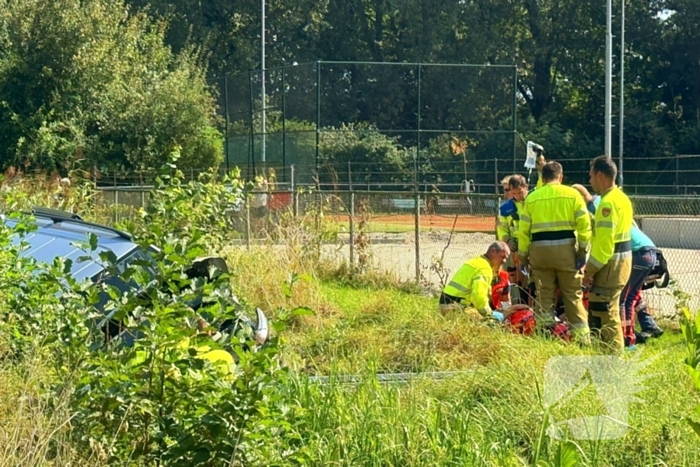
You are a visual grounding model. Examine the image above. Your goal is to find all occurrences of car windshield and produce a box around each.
[93,247,158,315]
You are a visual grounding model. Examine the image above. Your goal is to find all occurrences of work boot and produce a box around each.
[634,331,647,344]
[639,327,664,340]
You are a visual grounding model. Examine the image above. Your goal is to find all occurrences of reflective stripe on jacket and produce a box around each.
[586,186,633,274]
[518,183,592,257]
[443,255,493,311]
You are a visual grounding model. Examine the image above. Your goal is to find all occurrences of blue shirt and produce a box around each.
[588,195,655,252]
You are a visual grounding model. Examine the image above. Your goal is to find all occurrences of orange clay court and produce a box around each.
[328,214,495,232]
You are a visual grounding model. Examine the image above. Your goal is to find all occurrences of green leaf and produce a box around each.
[282,282,293,299]
[99,250,117,265]
[290,306,315,317]
[192,447,211,463]
[88,232,98,251]
[687,367,700,390]
[687,418,700,437]
[553,440,580,467]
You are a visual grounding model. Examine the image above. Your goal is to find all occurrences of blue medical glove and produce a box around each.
[491,311,505,322]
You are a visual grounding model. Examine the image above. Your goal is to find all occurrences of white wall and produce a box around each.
[639,217,700,250]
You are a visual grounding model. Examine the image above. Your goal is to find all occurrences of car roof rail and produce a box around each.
[32,207,84,221]
[30,206,134,241]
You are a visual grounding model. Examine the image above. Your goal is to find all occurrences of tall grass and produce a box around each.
[3,172,699,466]
[0,346,86,466]
[0,169,123,225]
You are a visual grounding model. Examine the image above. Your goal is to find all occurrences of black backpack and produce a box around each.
[642,249,670,290]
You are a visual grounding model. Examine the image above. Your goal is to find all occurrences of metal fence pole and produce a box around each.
[349,162,355,269]
[494,158,499,195]
[676,154,680,194]
[349,192,355,269]
[494,158,499,232]
[224,75,230,171]
[245,195,251,249]
[512,65,518,173]
[315,60,321,174]
[139,171,145,208]
[414,155,421,282]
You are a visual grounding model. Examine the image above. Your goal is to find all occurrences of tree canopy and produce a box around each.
[0,0,698,178]
[0,0,222,173]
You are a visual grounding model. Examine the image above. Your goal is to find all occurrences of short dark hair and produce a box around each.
[508,174,528,189]
[590,155,617,180]
[541,161,563,183]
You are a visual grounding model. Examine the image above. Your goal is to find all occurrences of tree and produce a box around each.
[0,0,222,173]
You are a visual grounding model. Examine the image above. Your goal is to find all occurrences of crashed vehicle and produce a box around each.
[4,207,268,352]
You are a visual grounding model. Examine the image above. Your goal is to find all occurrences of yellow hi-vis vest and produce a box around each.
[518,182,592,257]
[497,200,524,242]
[442,255,493,312]
[586,186,633,275]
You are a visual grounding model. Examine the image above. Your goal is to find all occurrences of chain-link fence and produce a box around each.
[97,186,700,316]
[88,152,700,197]
[212,61,518,186]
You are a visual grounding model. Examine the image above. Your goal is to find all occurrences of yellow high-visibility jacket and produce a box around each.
[518,182,592,257]
[586,186,633,275]
[496,200,524,242]
[442,255,493,313]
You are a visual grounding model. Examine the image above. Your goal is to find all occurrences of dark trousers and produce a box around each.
[620,247,656,345]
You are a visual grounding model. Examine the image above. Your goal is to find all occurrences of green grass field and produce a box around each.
[226,244,700,467]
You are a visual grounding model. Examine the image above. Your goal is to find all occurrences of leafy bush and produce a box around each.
[680,306,700,436]
[318,123,410,188]
[0,0,221,173]
[0,160,311,465]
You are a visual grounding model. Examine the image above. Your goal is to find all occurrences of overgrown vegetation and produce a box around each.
[0,0,222,173]
[0,170,699,466]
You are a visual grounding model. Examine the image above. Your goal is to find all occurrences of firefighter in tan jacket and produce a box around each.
[583,156,633,352]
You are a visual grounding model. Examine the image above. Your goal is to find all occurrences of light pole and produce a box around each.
[605,0,613,159]
[619,0,625,185]
[261,0,266,166]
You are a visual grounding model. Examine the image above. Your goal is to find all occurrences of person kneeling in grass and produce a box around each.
[440,241,510,321]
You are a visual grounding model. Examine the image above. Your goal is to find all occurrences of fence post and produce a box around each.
[113,172,119,224]
[414,155,421,283]
[349,192,355,270]
[245,195,251,250]
[494,158,499,233]
[139,170,145,209]
[676,154,680,195]
[349,162,355,269]
[291,164,298,218]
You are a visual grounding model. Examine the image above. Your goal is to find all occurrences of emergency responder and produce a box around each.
[535,151,546,189]
[583,156,633,353]
[440,241,510,320]
[517,161,592,341]
[497,175,521,302]
[507,174,531,304]
[572,183,664,348]
[497,175,516,245]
